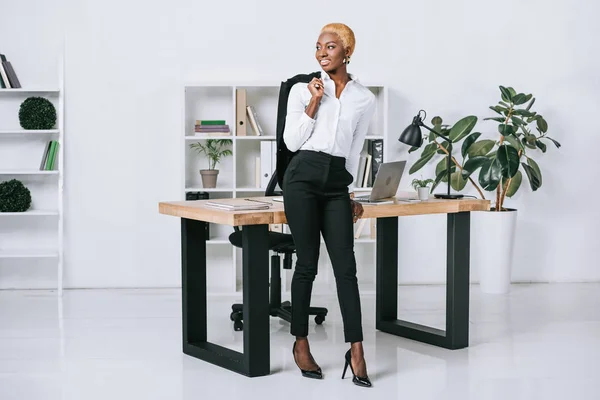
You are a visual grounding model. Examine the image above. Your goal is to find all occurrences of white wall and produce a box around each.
[1,0,598,290]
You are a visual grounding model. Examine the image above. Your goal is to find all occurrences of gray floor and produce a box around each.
[1,283,599,399]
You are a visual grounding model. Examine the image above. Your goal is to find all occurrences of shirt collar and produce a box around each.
[320,71,359,97]
[320,70,359,83]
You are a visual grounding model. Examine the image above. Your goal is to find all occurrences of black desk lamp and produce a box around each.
[398,110,464,199]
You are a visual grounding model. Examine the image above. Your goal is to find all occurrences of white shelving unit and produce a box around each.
[182,81,387,294]
[0,56,64,294]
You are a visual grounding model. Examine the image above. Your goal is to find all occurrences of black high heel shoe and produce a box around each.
[292,341,323,379]
[342,349,372,387]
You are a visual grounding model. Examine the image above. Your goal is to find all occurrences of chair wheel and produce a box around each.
[315,315,325,325]
[231,311,243,322]
[234,320,244,331]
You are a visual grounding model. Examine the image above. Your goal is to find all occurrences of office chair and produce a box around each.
[227,172,328,331]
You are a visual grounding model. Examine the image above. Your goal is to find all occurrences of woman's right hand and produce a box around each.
[308,77,324,99]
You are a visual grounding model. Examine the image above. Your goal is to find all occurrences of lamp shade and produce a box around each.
[398,116,423,147]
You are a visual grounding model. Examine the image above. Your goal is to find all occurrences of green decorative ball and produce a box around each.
[19,97,57,130]
[0,179,32,212]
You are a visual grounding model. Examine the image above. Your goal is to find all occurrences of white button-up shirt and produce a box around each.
[283,71,376,191]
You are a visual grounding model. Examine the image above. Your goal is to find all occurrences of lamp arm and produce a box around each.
[419,122,452,144]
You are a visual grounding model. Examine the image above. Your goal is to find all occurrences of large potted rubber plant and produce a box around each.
[407,86,561,293]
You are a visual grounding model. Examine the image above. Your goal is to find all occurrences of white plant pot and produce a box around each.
[417,187,430,200]
[471,208,517,294]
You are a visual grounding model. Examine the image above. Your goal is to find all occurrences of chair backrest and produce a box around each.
[275,71,321,189]
[265,170,279,196]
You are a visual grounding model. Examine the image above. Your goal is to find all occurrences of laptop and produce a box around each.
[354,160,407,203]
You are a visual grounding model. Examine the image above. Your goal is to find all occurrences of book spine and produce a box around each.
[4,62,21,88]
[196,120,226,125]
[45,141,57,170]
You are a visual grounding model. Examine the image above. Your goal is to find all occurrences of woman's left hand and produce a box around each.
[351,200,364,223]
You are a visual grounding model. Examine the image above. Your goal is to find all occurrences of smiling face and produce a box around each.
[315,32,349,73]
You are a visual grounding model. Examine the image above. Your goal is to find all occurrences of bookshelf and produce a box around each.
[0,57,64,294]
[182,81,388,294]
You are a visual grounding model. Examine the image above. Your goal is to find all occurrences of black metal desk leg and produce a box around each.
[181,219,271,377]
[241,224,270,376]
[376,216,399,329]
[375,212,471,350]
[446,211,470,349]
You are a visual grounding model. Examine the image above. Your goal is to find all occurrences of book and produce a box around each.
[246,106,264,136]
[0,55,10,89]
[195,125,230,131]
[196,120,226,125]
[194,131,231,136]
[236,89,247,136]
[205,198,273,211]
[3,61,21,88]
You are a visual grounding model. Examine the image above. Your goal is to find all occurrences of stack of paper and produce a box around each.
[205,198,272,211]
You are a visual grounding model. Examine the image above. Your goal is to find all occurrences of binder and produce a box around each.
[236,89,247,136]
[260,140,272,188]
[271,140,276,184]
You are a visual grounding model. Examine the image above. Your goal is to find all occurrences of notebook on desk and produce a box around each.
[205,198,272,211]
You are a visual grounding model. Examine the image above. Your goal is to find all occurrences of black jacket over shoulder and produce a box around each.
[275,71,321,189]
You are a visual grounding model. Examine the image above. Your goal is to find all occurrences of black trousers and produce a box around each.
[283,150,363,343]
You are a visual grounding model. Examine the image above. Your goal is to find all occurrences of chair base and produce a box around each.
[230,301,328,332]
[229,253,328,331]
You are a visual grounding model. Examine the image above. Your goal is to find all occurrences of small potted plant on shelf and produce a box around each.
[189,139,233,188]
[411,177,434,200]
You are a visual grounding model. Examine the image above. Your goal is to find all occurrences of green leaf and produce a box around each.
[448,115,477,142]
[536,117,548,133]
[512,93,528,105]
[468,139,496,158]
[545,137,561,148]
[451,171,468,191]
[489,106,508,115]
[408,146,419,153]
[526,97,536,111]
[523,134,537,149]
[536,140,547,153]
[513,109,535,118]
[431,116,442,126]
[409,147,436,174]
[498,124,517,136]
[497,144,520,178]
[461,132,481,158]
[504,135,524,152]
[511,116,525,126]
[527,157,542,187]
[436,157,455,182]
[505,170,523,198]
[461,156,489,180]
[499,86,512,102]
[484,117,506,123]
[507,87,517,97]
[479,157,502,191]
[422,142,438,157]
[521,163,541,191]
[431,168,447,192]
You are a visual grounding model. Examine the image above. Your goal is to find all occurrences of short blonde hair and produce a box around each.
[320,23,356,58]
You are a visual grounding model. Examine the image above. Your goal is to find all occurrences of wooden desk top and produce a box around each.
[158,196,490,226]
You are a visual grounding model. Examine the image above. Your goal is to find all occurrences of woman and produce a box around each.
[282,22,376,388]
